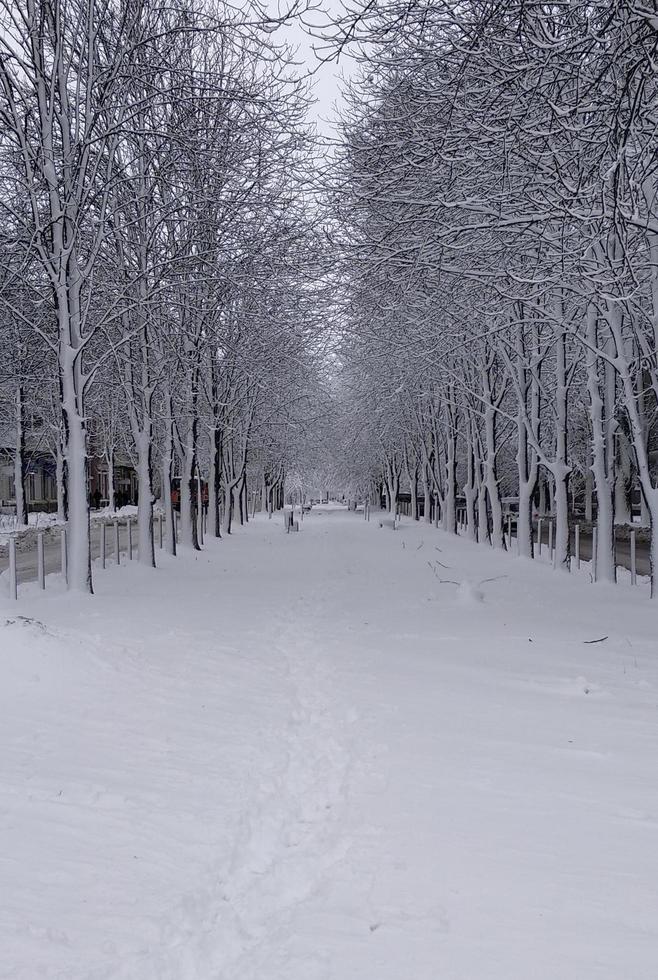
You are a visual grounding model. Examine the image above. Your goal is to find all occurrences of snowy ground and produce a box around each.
[2,507,657,979]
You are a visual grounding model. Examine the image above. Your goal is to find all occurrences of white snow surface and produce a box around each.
[1,508,657,979]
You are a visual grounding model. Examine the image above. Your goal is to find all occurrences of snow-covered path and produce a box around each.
[2,507,658,979]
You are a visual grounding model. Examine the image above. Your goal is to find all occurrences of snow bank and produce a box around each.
[0,511,63,547]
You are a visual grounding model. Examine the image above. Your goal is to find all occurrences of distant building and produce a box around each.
[0,422,58,513]
[88,455,138,508]
[0,423,138,513]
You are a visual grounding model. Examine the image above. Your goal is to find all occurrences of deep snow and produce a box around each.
[1,507,657,978]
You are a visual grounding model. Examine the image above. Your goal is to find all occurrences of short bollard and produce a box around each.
[8,536,17,600]
[37,532,45,589]
[158,514,163,548]
[507,515,512,549]
[537,518,543,557]
[101,522,106,569]
[630,529,637,586]
[127,518,133,560]
[575,524,580,570]
[114,520,120,564]
[548,520,553,560]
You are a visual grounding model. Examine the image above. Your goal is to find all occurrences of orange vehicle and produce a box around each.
[171,477,209,512]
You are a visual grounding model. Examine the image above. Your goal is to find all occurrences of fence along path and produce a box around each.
[380,498,648,586]
[1,512,184,600]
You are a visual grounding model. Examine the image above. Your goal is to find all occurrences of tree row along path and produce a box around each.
[2,506,657,979]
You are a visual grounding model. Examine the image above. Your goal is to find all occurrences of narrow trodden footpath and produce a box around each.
[2,506,658,979]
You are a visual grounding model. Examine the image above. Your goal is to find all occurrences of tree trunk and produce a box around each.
[106,447,116,512]
[14,384,28,525]
[136,431,155,567]
[586,304,615,582]
[179,447,199,549]
[484,404,503,548]
[442,433,457,534]
[161,434,176,557]
[517,418,537,559]
[551,324,571,571]
[56,439,67,523]
[463,423,478,542]
[60,340,92,593]
[422,466,432,524]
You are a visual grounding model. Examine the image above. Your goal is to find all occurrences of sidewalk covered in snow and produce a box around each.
[2,507,657,979]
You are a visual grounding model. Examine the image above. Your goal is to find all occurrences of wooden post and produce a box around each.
[37,531,45,590]
[158,513,163,549]
[575,524,580,570]
[537,518,543,557]
[507,514,512,549]
[8,536,17,600]
[630,529,637,586]
[548,519,553,560]
[101,522,106,569]
[61,526,67,581]
[127,518,133,560]
[114,520,120,564]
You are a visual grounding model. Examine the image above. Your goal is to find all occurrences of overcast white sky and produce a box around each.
[278,1,354,136]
